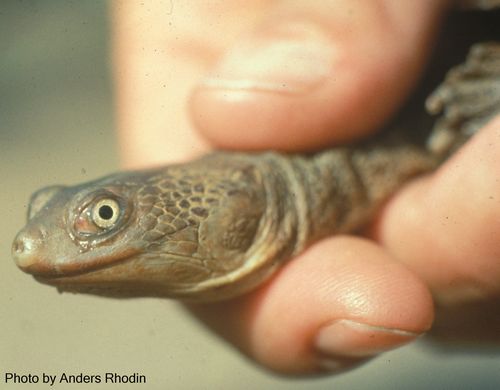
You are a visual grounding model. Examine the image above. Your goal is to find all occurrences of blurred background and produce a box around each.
[1,1,499,389]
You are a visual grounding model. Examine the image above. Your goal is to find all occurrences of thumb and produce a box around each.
[190,0,449,151]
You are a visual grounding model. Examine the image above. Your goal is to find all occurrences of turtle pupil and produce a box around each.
[98,205,114,220]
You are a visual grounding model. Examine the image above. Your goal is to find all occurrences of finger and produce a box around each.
[190,0,449,151]
[188,236,433,375]
[373,115,500,305]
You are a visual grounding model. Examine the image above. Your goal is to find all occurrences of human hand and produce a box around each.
[112,0,500,375]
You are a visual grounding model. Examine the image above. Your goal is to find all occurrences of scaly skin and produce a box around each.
[12,36,500,301]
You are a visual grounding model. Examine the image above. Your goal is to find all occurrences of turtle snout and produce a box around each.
[12,226,47,273]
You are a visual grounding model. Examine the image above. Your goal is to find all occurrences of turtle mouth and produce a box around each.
[32,251,213,298]
[31,251,139,283]
[31,257,143,297]
[20,244,143,279]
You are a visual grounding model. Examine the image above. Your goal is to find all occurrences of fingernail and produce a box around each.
[200,22,337,94]
[315,319,422,361]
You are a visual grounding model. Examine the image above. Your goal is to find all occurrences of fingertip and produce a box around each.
[188,29,397,151]
[251,237,433,373]
[189,1,446,151]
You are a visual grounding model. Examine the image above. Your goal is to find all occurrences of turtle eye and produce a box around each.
[92,198,121,228]
[73,195,126,238]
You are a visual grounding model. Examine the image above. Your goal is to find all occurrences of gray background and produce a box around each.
[1,1,499,389]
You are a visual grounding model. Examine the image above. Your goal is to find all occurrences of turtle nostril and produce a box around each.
[13,238,25,254]
[12,229,43,270]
